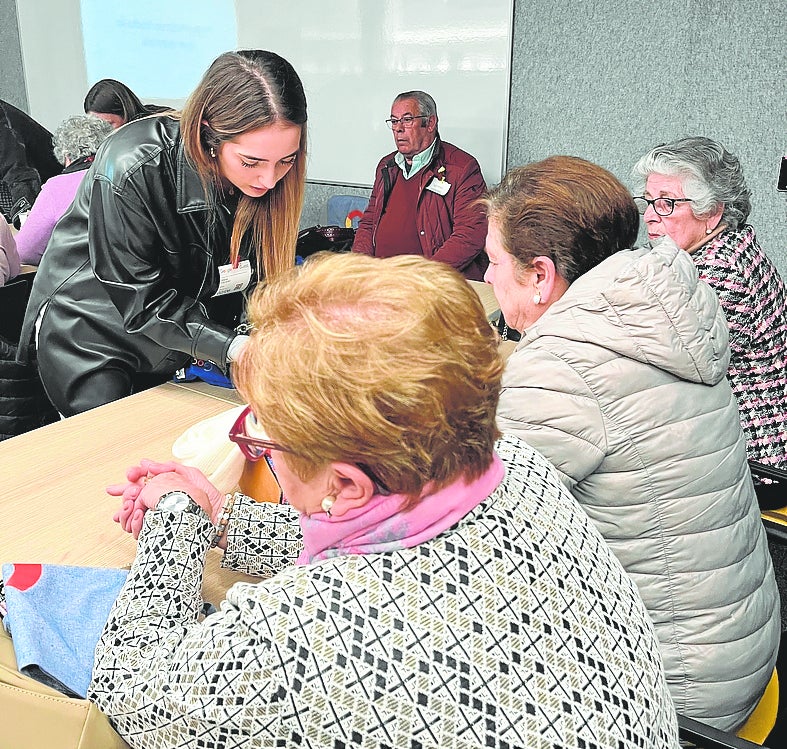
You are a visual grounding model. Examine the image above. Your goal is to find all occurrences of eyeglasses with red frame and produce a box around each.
[229,406,291,461]
[228,405,390,493]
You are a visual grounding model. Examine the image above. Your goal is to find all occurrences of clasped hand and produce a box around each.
[107,458,224,540]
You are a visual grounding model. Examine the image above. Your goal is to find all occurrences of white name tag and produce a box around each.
[426,178,451,196]
[214,260,252,296]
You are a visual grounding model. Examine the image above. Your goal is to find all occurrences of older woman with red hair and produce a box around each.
[484,155,779,731]
[97,252,678,748]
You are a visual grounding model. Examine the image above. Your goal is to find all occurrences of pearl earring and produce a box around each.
[321,496,335,517]
[705,228,712,235]
[209,147,216,158]
[533,291,542,305]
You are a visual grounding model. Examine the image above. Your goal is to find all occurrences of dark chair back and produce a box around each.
[0,273,58,440]
[0,274,31,344]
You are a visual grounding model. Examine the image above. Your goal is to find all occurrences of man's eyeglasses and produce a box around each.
[634,196,693,217]
[385,115,428,129]
[228,405,391,494]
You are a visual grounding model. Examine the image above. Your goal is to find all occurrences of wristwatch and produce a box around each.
[156,490,209,520]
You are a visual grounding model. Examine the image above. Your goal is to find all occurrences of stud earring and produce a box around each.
[321,496,335,517]
[705,227,712,235]
[209,147,216,158]
[533,291,542,305]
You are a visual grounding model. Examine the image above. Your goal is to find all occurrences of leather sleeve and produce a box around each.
[428,155,487,270]
[86,173,234,365]
[0,108,41,212]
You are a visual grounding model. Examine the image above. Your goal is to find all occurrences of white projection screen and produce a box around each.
[17,0,513,186]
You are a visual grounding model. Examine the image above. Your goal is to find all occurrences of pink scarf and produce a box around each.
[297,454,504,564]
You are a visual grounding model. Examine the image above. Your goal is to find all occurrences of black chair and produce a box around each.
[678,714,770,748]
[0,274,31,343]
[678,493,787,748]
[0,274,58,439]
[751,461,787,512]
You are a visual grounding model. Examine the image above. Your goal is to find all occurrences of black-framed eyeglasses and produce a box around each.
[228,405,391,494]
[385,115,428,129]
[633,196,694,217]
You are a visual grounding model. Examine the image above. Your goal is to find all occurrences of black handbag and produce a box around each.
[296,225,355,258]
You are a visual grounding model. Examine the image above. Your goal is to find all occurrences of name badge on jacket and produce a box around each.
[214,260,252,296]
[426,178,451,196]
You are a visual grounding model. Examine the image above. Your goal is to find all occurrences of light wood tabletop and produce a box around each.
[0,279,506,607]
[467,279,498,319]
[0,381,253,605]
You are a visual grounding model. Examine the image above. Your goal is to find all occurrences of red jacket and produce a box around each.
[352,139,488,280]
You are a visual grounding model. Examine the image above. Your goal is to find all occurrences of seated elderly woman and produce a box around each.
[485,155,779,732]
[633,136,787,480]
[15,115,112,265]
[93,253,678,748]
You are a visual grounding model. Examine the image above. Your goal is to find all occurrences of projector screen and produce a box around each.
[17,0,513,186]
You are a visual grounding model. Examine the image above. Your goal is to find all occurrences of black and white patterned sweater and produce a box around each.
[89,434,679,748]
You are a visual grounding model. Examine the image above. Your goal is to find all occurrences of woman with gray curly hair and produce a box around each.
[15,114,112,264]
[633,137,787,490]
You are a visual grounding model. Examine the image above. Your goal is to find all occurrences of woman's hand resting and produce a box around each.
[107,458,225,540]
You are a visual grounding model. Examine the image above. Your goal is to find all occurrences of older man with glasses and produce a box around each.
[352,90,488,280]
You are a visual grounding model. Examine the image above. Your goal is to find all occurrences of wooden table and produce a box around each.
[0,279,507,607]
[0,381,254,605]
[467,279,518,360]
[467,279,498,318]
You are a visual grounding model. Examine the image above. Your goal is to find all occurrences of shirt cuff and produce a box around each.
[227,334,250,363]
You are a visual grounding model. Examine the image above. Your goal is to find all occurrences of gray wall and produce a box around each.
[508,0,787,266]
[3,0,785,269]
[306,1,787,272]
[0,0,26,110]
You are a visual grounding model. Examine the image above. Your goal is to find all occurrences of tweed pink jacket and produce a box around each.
[692,225,787,467]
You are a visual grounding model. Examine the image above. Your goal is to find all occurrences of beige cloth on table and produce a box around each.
[171,405,246,495]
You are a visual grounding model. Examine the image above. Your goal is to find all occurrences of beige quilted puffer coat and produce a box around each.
[497,239,779,731]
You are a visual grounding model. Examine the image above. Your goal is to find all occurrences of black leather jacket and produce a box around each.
[0,99,61,221]
[19,116,253,414]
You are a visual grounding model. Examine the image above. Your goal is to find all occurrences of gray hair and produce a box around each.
[393,90,438,121]
[632,136,751,229]
[53,115,113,165]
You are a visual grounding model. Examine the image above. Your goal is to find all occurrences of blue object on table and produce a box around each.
[173,359,234,389]
[1,563,127,698]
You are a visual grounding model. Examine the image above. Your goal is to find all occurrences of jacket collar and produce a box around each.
[62,154,94,174]
[385,136,444,173]
[422,136,445,179]
[176,140,215,213]
[383,137,447,196]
